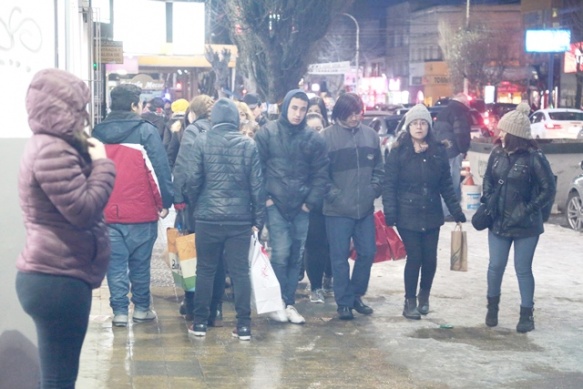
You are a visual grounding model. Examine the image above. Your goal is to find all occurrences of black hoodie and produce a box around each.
[254,90,329,220]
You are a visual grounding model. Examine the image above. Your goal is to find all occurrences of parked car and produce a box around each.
[363,111,404,160]
[529,108,583,139]
[566,159,583,231]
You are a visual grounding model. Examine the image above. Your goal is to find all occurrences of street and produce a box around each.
[77,216,583,389]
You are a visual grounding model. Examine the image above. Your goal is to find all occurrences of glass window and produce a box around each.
[548,111,583,121]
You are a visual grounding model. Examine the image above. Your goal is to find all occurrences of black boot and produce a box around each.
[417,289,430,315]
[485,296,500,327]
[403,298,421,320]
[516,306,535,333]
[184,291,195,321]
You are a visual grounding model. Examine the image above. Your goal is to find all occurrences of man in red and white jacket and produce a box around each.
[93,84,173,327]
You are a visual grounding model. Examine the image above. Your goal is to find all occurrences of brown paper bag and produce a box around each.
[450,224,468,272]
[166,228,183,288]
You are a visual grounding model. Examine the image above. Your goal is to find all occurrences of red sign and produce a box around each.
[564,41,583,74]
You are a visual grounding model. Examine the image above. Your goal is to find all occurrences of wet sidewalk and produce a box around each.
[77,222,583,389]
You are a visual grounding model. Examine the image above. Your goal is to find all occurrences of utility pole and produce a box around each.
[343,13,360,94]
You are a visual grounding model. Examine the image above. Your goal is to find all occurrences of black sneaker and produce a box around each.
[232,326,251,341]
[188,323,207,337]
[353,297,373,315]
[337,306,354,320]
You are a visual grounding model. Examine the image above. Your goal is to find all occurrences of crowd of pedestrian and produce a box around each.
[15,68,555,388]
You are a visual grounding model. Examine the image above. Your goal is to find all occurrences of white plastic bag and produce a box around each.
[248,232,284,314]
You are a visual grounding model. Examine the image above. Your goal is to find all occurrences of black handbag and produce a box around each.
[471,203,493,231]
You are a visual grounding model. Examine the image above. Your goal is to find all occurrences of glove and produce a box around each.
[385,215,397,227]
[454,213,467,223]
[174,203,187,211]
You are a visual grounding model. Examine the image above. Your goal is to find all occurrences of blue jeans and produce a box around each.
[16,272,92,389]
[325,214,376,308]
[442,153,463,217]
[487,230,539,308]
[266,205,310,306]
[398,227,440,298]
[107,222,158,315]
[193,222,251,328]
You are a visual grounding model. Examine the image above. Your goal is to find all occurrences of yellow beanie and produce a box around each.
[171,98,189,113]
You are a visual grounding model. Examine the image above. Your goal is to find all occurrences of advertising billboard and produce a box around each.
[564,42,583,74]
[525,29,571,53]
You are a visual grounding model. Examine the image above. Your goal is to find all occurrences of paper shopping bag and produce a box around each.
[176,233,196,291]
[450,224,468,272]
[166,228,184,289]
[249,232,284,315]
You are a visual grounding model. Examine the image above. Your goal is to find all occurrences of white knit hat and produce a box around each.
[403,104,432,130]
[498,102,532,139]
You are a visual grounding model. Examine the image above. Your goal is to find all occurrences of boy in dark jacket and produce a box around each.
[254,90,329,324]
[184,98,265,340]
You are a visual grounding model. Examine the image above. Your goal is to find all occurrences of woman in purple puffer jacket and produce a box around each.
[16,69,116,389]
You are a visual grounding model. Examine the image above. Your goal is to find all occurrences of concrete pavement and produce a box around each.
[77,221,583,389]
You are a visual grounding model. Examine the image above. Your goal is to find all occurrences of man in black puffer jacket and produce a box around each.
[433,93,471,219]
[255,89,329,324]
[183,98,266,340]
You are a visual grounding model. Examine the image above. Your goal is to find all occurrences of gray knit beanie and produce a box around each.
[403,104,433,131]
[498,102,532,139]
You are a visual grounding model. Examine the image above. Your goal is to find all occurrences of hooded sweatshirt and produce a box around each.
[184,98,266,228]
[17,69,116,288]
[93,111,173,224]
[254,90,329,220]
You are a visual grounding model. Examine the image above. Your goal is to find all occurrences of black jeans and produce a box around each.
[397,227,440,298]
[16,272,92,389]
[193,222,252,328]
[304,211,331,290]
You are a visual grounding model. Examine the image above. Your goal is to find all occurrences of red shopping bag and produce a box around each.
[349,211,395,263]
[385,224,406,260]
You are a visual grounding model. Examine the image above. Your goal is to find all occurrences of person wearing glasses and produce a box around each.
[321,93,384,320]
[382,104,466,320]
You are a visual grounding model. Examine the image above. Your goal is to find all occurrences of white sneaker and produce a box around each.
[310,289,325,303]
[112,314,128,327]
[132,309,157,323]
[285,305,305,324]
[268,309,288,322]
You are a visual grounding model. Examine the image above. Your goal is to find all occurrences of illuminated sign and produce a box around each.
[525,29,571,53]
[564,42,583,74]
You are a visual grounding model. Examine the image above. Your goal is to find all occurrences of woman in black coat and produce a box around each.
[382,104,466,320]
[481,103,555,333]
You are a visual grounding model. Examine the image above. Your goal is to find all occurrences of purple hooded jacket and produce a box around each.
[17,69,116,288]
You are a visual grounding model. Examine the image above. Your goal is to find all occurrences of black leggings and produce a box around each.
[16,272,92,389]
[304,211,332,290]
[397,227,440,298]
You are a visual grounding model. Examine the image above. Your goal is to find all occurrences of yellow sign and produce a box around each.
[100,40,123,64]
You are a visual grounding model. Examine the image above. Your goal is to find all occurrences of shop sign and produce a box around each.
[308,61,351,75]
[100,40,123,64]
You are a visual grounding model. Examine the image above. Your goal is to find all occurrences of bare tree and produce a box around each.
[205,46,231,98]
[439,22,519,97]
[223,0,351,103]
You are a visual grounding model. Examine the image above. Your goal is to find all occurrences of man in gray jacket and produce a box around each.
[321,93,384,320]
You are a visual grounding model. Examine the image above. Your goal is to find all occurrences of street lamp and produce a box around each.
[343,13,360,93]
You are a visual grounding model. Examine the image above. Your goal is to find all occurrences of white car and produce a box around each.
[529,108,583,139]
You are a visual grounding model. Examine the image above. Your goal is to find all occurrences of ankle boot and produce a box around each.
[184,291,195,321]
[417,289,430,315]
[485,296,500,327]
[516,306,535,333]
[403,298,421,320]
